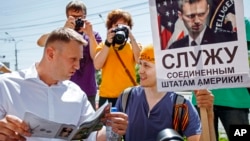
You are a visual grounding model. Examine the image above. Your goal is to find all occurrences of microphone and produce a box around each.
[156,128,184,141]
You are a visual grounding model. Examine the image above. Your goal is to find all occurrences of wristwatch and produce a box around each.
[105,40,112,48]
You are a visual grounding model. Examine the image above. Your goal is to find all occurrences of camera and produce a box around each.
[75,18,84,31]
[112,25,129,45]
[156,128,183,141]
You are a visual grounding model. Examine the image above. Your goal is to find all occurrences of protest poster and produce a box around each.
[148,0,250,91]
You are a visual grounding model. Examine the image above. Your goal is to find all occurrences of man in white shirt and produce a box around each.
[0,27,128,141]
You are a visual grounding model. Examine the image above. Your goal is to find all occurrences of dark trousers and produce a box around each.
[99,96,118,107]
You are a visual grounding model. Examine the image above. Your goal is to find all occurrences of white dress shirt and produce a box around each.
[0,63,97,141]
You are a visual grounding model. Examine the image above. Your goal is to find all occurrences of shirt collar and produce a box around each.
[23,63,63,86]
[188,26,207,46]
[24,63,39,79]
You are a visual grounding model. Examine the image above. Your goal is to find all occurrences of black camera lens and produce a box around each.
[112,25,129,45]
[75,18,84,31]
[114,31,126,44]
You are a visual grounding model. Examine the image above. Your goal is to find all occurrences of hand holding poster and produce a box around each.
[149,0,250,92]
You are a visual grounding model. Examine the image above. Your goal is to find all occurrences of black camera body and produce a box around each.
[112,25,129,45]
[75,18,84,31]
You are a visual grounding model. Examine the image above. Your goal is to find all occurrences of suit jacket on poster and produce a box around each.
[168,27,237,49]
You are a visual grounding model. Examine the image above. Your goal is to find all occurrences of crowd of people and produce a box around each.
[37,0,102,110]
[0,0,249,141]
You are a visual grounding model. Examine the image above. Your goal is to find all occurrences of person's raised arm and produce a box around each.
[128,28,141,63]
[94,28,115,70]
[37,16,76,47]
[37,33,50,47]
[83,19,99,60]
[0,64,11,73]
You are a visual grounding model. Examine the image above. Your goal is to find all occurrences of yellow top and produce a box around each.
[96,42,137,98]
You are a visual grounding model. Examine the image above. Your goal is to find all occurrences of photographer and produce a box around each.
[94,9,141,107]
[37,0,102,110]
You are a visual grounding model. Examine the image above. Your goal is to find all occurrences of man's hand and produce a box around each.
[194,90,216,141]
[79,19,92,36]
[105,28,116,46]
[64,16,76,29]
[0,115,31,141]
[194,89,214,111]
[105,112,128,136]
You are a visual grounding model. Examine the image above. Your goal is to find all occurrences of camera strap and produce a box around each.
[114,50,137,86]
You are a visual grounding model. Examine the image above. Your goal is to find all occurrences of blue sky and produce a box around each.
[0,0,249,70]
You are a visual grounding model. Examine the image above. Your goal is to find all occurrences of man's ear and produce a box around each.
[178,11,183,20]
[46,46,55,61]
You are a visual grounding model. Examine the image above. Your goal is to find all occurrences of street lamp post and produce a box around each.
[14,40,22,71]
[5,32,22,71]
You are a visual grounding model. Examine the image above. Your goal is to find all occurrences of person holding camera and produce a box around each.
[37,0,102,110]
[94,9,141,107]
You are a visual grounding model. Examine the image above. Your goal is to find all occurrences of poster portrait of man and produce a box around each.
[149,0,250,91]
[156,0,237,50]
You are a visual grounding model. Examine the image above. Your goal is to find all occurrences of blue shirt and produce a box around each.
[115,86,201,141]
[0,64,97,141]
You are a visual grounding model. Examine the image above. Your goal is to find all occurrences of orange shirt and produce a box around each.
[96,42,136,98]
